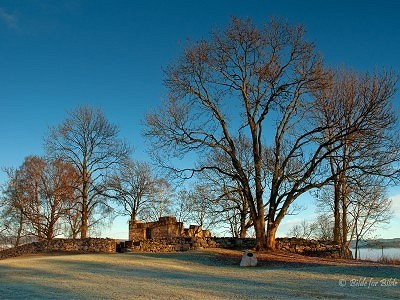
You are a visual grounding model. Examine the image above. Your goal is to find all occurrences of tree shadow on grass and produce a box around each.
[257,261,400,279]
[122,251,400,280]
[1,253,399,299]
[36,256,350,299]
[0,264,80,300]
[126,251,241,268]
[35,254,397,299]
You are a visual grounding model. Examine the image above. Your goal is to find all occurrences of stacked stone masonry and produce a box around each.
[129,216,211,241]
[212,237,352,258]
[122,236,352,259]
[120,237,218,253]
[0,238,117,260]
[0,219,351,260]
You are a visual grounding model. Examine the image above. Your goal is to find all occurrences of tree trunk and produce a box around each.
[341,186,348,248]
[80,167,89,239]
[266,199,277,250]
[333,180,341,243]
[37,226,43,240]
[46,219,55,240]
[46,202,57,240]
[46,228,54,240]
[254,216,266,250]
[329,155,341,244]
[266,222,277,250]
[239,227,247,238]
[340,179,349,257]
[15,211,24,247]
[239,210,247,238]
[35,183,43,241]
[80,203,88,239]
[355,238,359,260]
[131,211,137,222]
[340,140,350,256]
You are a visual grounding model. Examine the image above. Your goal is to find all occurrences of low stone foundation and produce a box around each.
[129,216,211,241]
[1,236,352,260]
[121,237,218,252]
[0,238,117,260]
[213,237,352,259]
[212,237,255,249]
[119,236,351,258]
[276,237,352,259]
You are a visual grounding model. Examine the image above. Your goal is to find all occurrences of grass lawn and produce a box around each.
[0,250,399,299]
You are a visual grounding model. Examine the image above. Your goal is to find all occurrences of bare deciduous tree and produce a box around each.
[347,183,392,259]
[172,189,193,224]
[197,136,255,237]
[1,156,79,241]
[287,215,333,241]
[187,184,219,231]
[1,168,28,247]
[313,70,399,253]
[39,158,79,239]
[315,178,393,258]
[288,219,313,239]
[140,179,172,221]
[107,159,156,222]
[46,105,130,238]
[63,204,81,239]
[145,18,327,249]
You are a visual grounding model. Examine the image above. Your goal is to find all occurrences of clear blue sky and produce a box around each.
[1,0,399,239]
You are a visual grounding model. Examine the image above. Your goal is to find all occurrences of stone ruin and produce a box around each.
[128,216,211,242]
[123,216,350,258]
[0,238,117,260]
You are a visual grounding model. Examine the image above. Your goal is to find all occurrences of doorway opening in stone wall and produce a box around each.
[146,228,152,240]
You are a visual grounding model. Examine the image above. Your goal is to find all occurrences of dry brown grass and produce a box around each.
[0,250,399,299]
[377,256,400,265]
[206,248,400,267]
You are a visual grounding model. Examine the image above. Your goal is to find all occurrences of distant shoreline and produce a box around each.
[352,238,400,249]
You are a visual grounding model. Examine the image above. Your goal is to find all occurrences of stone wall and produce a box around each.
[0,238,117,260]
[276,237,352,258]
[0,236,351,259]
[151,217,184,239]
[121,237,218,252]
[129,216,184,241]
[120,236,350,258]
[213,237,352,259]
[212,237,256,249]
[184,225,211,238]
[129,216,210,241]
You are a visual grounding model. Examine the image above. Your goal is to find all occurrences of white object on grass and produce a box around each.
[240,251,257,267]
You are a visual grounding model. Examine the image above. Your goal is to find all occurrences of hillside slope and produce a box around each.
[0,250,399,299]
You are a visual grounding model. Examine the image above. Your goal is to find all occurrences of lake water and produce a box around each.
[350,247,400,261]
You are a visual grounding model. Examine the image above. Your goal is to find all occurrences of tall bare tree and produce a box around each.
[172,189,193,224]
[38,158,79,239]
[145,17,399,250]
[1,168,28,247]
[17,156,45,239]
[146,19,322,248]
[107,159,156,222]
[140,178,172,221]
[63,203,81,239]
[1,156,79,241]
[187,184,219,231]
[46,105,130,238]
[348,184,392,259]
[287,219,313,239]
[287,215,333,241]
[197,136,255,237]
[313,70,399,252]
